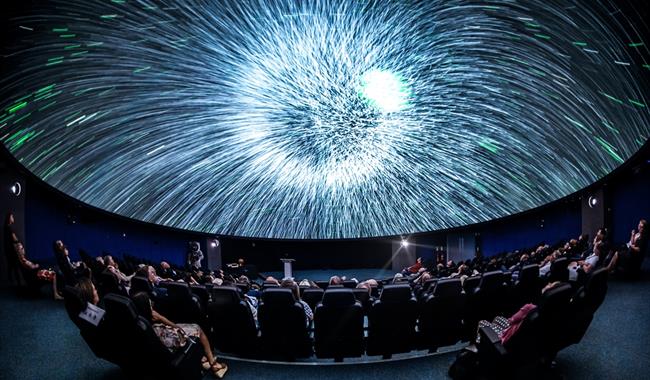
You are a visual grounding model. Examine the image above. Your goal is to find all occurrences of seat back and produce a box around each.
[512,265,541,310]
[130,276,153,295]
[301,288,324,312]
[207,286,258,357]
[351,288,372,314]
[97,270,128,298]
[314,280,329,290]
[419,278,465,350]
[314,288,364,359]
[158,282,204,324]
[367,284,417,356]
[465,271,507,335]
[258,288,312,359]
[549,257,569,282]
[583,267,608,314]
[190,285,210,311]
[462,275,481,294]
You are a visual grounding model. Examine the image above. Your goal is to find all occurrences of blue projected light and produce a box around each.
[0,0,649,239]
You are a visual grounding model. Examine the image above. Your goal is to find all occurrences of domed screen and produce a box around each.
[1,0,649,239]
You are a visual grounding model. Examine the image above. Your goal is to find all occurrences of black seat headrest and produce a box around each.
[162,282,192,296]
[538,282,572,310]
[262,288,296,305]
[519,264,539,280]
[380,284,412,302]
[104,293,139,323]
[478,271,504,289]
[211,286,241,305]
[433,279,462,297]
[322,288,356,307]
[303,288,324,295]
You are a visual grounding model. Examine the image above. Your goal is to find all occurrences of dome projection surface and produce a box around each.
[1,0,649,239]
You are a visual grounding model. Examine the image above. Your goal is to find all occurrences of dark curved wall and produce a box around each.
[1,141,648,275]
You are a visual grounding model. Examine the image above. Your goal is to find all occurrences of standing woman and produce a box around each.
[4,212,24,286]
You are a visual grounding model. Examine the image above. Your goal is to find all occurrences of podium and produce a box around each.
[281,258,295,279]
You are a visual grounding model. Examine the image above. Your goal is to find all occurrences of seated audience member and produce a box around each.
[15,242,63,300]
[281,279,313,326]
[568,242,603,281]
[539,250,560,277]
[53,240,87,285]
[77,277,101,307]
[607,219,648,274]
[264,276,280,286]
[136,265,169,299]
[131,292,228,378]
[328,275,342,286]
[103,255,131,284]
[401,257,424,276]
[158,261,179,280]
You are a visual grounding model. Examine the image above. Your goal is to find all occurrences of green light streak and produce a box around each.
[564,116,591,133]
[628,99,646,108]
[64,44,82,50]
[595,137,624,163]
[478,139,499,154]
[628,42,644,47]
[100,15,118,19]
[52,28,68,32]
[133,66,151,73]
[602,121,620,134]
[7,102,27,113]
[599,91,624,105]
[70,51,89,57]
[572,41,587,46]
[534,34,551,40]
[46,60,64,66]
[59,34,76,38]
[35,84,56,94]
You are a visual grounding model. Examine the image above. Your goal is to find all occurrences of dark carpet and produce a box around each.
[1,265,649,380]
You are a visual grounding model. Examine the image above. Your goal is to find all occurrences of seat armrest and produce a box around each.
[170,337,204,380]
[478,326,508,357]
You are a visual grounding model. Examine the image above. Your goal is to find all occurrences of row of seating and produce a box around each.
[121,267,560,361]
[63,287,204,380]
[66,266,606,372]
[450,267,609,379]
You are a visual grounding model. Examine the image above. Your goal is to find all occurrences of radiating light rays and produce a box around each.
[0,0,649,239]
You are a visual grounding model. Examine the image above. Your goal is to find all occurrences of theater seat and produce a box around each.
[367,284,417,357]
[207,286,258,357]
[351,288,372,314]
[62,286,120,365]
[474,283,574,379]
[549,257,569,283]
[157,282,204,326]
[103,293,204,380]
[130,276,153,295]
[465,271,508,338]
[97,270,128,298]
[418,278,465,351]
[301,288,324,312]
[508,264,541,313]
[258,288,312,360]
[314,288,364,360]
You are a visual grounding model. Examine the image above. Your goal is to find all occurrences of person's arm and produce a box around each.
[152,309,180,329]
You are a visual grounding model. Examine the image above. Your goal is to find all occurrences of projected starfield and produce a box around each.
[1,0,649,239]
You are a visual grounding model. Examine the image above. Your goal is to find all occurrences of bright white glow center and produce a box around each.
[359,69,410,113]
